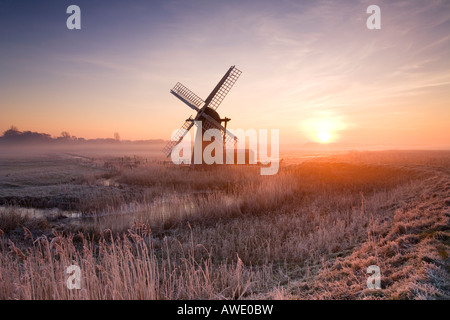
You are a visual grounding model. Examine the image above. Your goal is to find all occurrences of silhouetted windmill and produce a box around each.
[163,66,242,163]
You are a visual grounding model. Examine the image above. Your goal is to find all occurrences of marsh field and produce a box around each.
[0,148,449,300]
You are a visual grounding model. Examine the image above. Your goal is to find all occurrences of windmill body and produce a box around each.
[163,66,243,165]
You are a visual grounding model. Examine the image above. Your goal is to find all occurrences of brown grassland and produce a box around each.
[0,150,449,299]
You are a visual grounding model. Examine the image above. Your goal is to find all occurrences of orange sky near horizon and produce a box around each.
[1,1,449,148]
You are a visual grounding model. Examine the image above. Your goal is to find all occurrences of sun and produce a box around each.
[301,112,347,144]
[317,131,332,143]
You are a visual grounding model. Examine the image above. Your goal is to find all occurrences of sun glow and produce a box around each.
[317,131,332,143]
[301,112,348,144]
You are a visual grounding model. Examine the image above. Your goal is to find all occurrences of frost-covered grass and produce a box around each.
[0,150,448,299]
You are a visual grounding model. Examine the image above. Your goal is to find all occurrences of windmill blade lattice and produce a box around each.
[162,116,194,157]
[205,66,242,111]
[171,82,205,111]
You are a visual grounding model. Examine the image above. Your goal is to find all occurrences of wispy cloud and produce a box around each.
[1,0,449,146]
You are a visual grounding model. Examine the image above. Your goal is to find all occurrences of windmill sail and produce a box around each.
[162,116,195,157]
[171,82,205,111]
[204,66,242,111]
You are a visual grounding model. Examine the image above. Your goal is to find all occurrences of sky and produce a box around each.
[0,0,449,148]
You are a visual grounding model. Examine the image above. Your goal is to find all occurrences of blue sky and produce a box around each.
[1,0,449,147]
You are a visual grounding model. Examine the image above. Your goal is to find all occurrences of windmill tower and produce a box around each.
[163,66,242,164]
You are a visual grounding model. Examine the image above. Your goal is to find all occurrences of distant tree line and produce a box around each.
[0,126,163,145]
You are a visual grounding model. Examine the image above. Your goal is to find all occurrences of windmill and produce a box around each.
[163,65,242,164]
